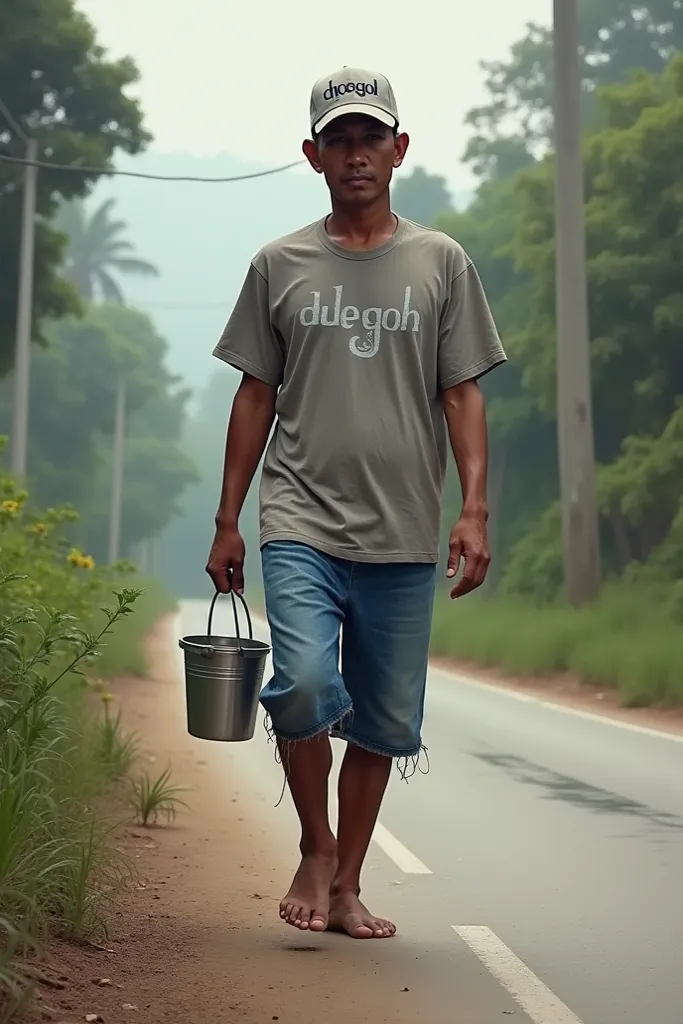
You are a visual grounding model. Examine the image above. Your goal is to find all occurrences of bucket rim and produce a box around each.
[179,635,271,657]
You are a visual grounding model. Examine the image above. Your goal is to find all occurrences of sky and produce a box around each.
[78,0,551,193]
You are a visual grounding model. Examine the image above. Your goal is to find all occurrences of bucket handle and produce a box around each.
[207,589,254,656]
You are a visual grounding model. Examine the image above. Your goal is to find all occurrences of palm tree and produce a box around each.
[56,197,159,303]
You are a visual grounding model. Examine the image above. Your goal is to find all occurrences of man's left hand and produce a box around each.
[447,514,490,599]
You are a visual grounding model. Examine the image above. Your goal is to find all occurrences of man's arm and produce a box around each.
[206,373,277,594]
[442,379,491,599]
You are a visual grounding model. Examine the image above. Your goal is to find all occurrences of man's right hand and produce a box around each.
[206,525,246,595]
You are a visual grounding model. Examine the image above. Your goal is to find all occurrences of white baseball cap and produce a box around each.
[309,67,399,135]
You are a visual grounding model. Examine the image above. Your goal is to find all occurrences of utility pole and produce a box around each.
[553,0,601,605]
[108,374,127,564]
[10,137,38,479]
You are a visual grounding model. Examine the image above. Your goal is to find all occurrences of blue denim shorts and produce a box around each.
[260,541,437,759]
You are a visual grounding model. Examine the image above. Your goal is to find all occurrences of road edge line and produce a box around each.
[452,926,584,1024]
[372,822,432,874]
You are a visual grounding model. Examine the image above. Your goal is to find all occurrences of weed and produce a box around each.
[95,702,139,780]
[130,768,189,827]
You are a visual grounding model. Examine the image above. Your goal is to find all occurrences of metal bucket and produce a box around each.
[179,591,271,742]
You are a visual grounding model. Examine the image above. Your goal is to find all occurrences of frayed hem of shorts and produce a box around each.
[331,730,431,781]
[263,701,354,747]
[262,704,355,808]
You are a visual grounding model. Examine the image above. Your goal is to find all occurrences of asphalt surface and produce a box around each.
[178,598,683,1024]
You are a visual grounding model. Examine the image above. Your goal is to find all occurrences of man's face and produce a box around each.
[303,114,409,204]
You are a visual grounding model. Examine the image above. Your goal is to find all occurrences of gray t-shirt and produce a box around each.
[214,217,506,563]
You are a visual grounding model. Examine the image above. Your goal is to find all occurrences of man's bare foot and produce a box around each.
[328,889,396,939]
[280,849,338,932]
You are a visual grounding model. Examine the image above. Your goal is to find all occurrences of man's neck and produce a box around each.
[325,195,397,251]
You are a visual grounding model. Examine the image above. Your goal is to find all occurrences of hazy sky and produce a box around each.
[78,0,550,191]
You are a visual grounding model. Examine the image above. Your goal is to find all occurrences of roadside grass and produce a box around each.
[0,470,180,1019]
[431,581,683,708]
[96,578,177,678]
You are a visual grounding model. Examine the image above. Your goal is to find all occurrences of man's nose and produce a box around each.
[345,144,369,166]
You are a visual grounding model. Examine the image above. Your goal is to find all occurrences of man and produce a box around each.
[206,67,506,940]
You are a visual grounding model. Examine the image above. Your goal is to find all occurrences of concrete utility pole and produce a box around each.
[10,137,39,479]
[552,0,601,604]
[108,374,127,563]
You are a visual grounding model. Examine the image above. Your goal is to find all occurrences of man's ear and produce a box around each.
[393,131,410,169]
[302,138,323,174]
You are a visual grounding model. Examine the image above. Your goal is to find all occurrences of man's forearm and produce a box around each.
[215,375,277,529]
[442,380,489,520]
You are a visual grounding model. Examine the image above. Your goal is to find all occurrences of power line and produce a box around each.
[0,96,30,145]
[0,150,306,182]
[129,298,230,310]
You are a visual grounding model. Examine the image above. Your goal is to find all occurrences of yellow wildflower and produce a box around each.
[2,500,19,515]
[67,548,95,568]
[101,692,114,704]
[29,521,48,535]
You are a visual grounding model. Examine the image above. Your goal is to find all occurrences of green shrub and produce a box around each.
[0,471,172,1017]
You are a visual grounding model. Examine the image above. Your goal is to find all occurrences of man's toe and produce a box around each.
[286,904,301,925]
[309,913,327,933]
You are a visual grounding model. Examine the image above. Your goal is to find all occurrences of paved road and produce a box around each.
[178,599,683,1024]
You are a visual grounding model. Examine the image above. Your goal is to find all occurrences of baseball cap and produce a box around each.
[309,67,399,135]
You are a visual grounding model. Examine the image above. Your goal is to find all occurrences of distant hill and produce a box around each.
[93,151,472,396]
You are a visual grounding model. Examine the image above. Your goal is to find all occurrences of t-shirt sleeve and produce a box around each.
[438,262,507,390]
[212,263,285,387]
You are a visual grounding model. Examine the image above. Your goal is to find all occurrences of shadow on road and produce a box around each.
[472,751,683,833]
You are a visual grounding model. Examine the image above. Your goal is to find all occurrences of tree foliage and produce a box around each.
[392,167,453,225]
[55,198,159,302]
[447,52,683,599]
[0,304,197,560]
[464,0,683,179]
[161,368,262,600]
[0,0,150,371]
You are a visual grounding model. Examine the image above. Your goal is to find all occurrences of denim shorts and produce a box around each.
[260,541,437,759]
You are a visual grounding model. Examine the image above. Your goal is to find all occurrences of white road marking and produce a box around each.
[433,665,683,746]
[453,926,584,1024]
[372,822,432,874]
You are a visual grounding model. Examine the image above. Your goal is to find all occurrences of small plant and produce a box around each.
[55,819,132,941]
[129,768,189,827]
[0,909,33,1019]
[95,699,139,780]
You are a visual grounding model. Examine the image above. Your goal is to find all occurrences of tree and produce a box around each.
[463,1,683,179]
[161,368,262,599]
[0,0,150,371]
[392,167,453,225]
[497,54,683,593]
[434,183,557,585]
[0,303,198,560]
[55,198,159,302]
